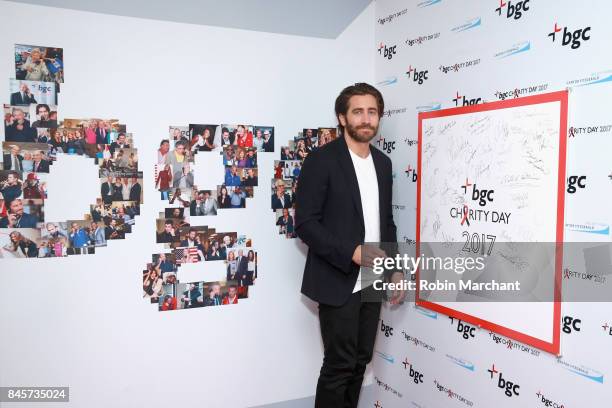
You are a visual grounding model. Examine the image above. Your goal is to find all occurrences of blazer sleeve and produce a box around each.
[294,152,360,274]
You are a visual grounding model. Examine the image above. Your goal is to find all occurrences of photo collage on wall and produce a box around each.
[0,44,142,258]
[271,127,337,238]
[146,123,274,311]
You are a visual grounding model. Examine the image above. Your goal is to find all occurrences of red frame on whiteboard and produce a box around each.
[416,90,568,355]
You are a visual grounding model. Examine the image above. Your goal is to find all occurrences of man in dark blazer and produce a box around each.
[295,83,405,408]
[3,145,23,171]
[271,179,292,210]
[31,151,50,173]
[129,177,141,202]
[10,83,37,106]
[235,249,249,283]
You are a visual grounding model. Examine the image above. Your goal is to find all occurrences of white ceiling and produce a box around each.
[6,0,373,38]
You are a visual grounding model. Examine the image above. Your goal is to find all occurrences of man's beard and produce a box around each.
[345,122,379,143]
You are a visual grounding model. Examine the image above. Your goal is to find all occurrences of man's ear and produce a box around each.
[338,114,347,128]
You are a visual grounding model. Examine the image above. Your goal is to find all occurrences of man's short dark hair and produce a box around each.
[164,219,173,226]
[160,139,169,147]
[175,140,188,149]
[36,104,50,114]
[334,83,384,134]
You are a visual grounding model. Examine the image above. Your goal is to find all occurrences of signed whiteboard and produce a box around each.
[416,91,568,354]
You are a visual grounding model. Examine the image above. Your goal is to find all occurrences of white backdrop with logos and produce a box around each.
[370,0,612,407]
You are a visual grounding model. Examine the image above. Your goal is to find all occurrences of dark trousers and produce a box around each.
[315,286,382,408]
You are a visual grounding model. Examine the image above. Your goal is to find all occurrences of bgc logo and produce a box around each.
[376,135,396,154]
[548,22,591,49]
[495,0,530,20]
[405,165,418,182]
[449,317,476,340]
[402,358,424,384]
[536,391,565,408]
[567,175,586,193]
[406,65,429,85]
[462,178,494,206]
[452,91,482,107]
[562,315,581,334]
[380,319,394,337]
[488,364,520,397]
[378,42,397,60]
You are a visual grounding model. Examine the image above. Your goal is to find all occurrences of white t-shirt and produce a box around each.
[348,148,380,293]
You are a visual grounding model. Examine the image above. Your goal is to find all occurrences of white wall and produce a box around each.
[0,1,375,407]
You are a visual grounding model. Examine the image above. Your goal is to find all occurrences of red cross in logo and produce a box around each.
[461,177,472,194]
[487,363,499,379]
[499,0,507,8]
[536,390,542,398]
[405,165,413,175]
[378,42,384,52]
[406,65,414,77]
[603,323,610,331]
[447,388,453,398]
[376,134,384,146]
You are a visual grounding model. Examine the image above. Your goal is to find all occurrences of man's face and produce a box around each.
[256,130,262,138]
[175,145,185,155]
[13,110,24,122]
[160,142,169,154]
[20,83,28,92]
[159,254,166,261]
[164,223,173,233]
[91,222,97,230]
[7,174,17,184]
[223,236,230,246]
[33,151,42,162]
[283,208,289,217]
[212,285,221,295]
[11,146,20,155]
[189,231,196,240]
[190,283,195,290]
[231,166,237,175]
[31,50,41,62]
[118,135,126,144]
[198,193,205,201]
[38,106,49,120]
[238,249,243,257]
[46,224,57,233]
[340,94,380,143]
[223,131,229,139]
[247,169,254,177]
[172,208,181,217]
[229,287,237,297]
[306,129,313,137]
[203,192,210,200]
[71,223,79,230]
[9,200,24,216]
[110,220,117,228]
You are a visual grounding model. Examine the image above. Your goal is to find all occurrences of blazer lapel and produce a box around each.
[335,137,365,230]
[371,148,388,240]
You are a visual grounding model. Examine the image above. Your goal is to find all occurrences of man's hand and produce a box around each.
[352,245,386,267]
[388,271,407,305]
